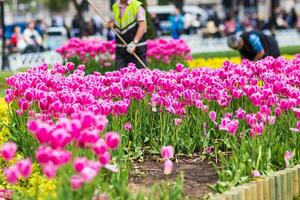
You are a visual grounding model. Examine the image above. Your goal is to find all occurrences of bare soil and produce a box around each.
[129,155,218,199]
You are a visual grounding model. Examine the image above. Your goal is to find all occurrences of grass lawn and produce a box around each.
[0,71,13,98]
[193,45,300,58]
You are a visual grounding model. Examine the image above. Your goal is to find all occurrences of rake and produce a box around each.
[87,0,148,69]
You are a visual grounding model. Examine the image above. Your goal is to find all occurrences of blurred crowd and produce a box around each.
[162,6,300,39]
[6,20,46,55]
[200,7,300,38]
[3,5,300,55]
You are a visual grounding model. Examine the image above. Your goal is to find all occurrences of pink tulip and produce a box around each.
[284,151,294,167]
[105,132,121,150]
[78,65,85,71]
[174,118,182,126]
[275,107,281,117]
[267,116,276,125]
[252,170,261,177]
[50,128,71,149]
[246,114,257,126]
[27,120,39,132]
[1,142,17,161]
[163,159,173,175]
[202,105,209,112]
[99,151,111,166]
[98,193,108,200]
[124,122,132,131]
[4,166,19,184]
[66,62,75,71]
[209,111,217,122]
[236,108,246,119]
[42,161,58,179]
[80,167,97,183]
[24,90,34,101]
[93,139,107,155]
[80,112,95,129]
[74,157,88,173]
[161,146,174,159]
[250,123,264,136]
[70,175,83,190]
[35,124,52,144]
[16,158,32,178]
[175,63,184,72]
[227,120,239,135]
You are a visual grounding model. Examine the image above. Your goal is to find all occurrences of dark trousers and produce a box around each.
[116,47,147,69]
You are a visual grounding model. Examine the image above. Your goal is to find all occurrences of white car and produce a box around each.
[45,27,68,50]
[148,5,208,34]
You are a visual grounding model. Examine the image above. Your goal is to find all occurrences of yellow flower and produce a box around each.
[188,55,294,69]
[0,98,57,200]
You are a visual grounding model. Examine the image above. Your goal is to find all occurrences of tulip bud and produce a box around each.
[161,146,174,159]
[252,170,261,177]
[105,132,121,150]
[80,167,97,183]
[42,161,58,179]
[209,111,217,122]
[66,62,75,72]
[16,158,32,178]
[99,151,111,166]
[1,142,17,161]
[174,118,182,126]
[124,122,132,131]
[4,166,19,184]
[93,139,107,155]
[74,157,88,173]
[70,175,83,190]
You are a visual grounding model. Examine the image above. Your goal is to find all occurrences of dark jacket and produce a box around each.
[239,31,280,61]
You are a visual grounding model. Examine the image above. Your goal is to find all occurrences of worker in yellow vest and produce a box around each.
[107,0,147,69]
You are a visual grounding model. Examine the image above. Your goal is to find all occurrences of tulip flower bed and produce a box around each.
[1,55,300,199]
[188,54,296,69]
[56,38,192,74]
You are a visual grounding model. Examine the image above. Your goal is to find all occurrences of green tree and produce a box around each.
[43,0,87,37]
[158,0,169,5]
[44,0,69,12]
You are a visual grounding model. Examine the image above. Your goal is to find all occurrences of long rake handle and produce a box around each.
[86,0,148,69]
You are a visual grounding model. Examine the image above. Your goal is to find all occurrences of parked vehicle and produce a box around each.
[148,5,208,35]
[45,27,68,50]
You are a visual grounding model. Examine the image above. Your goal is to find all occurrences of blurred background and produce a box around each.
[0,0,299,70]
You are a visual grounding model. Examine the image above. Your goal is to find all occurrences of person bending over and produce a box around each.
[227,31,280,61]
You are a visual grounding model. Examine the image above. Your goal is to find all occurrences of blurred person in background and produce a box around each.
[151,13,162,37]
[86,20,96,36]
[71,15,82,37]
[104,26,115,41]
[92,16,104,35]
[286,8,298,28]
[23,21,45,53]
[10,26,26,53]
[169,7,184,39]
[297,16,300,31]
[224,13,236,35]
[184,12,194,35]
[275,8,288,29]
[227,31,280,61]
[107,0,147,69]
[202,20,219,38]
[36,20,47,39]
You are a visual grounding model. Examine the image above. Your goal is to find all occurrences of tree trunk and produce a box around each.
[71,0,86,37]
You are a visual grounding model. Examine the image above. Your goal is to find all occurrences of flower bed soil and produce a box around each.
[129,156,218,199]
